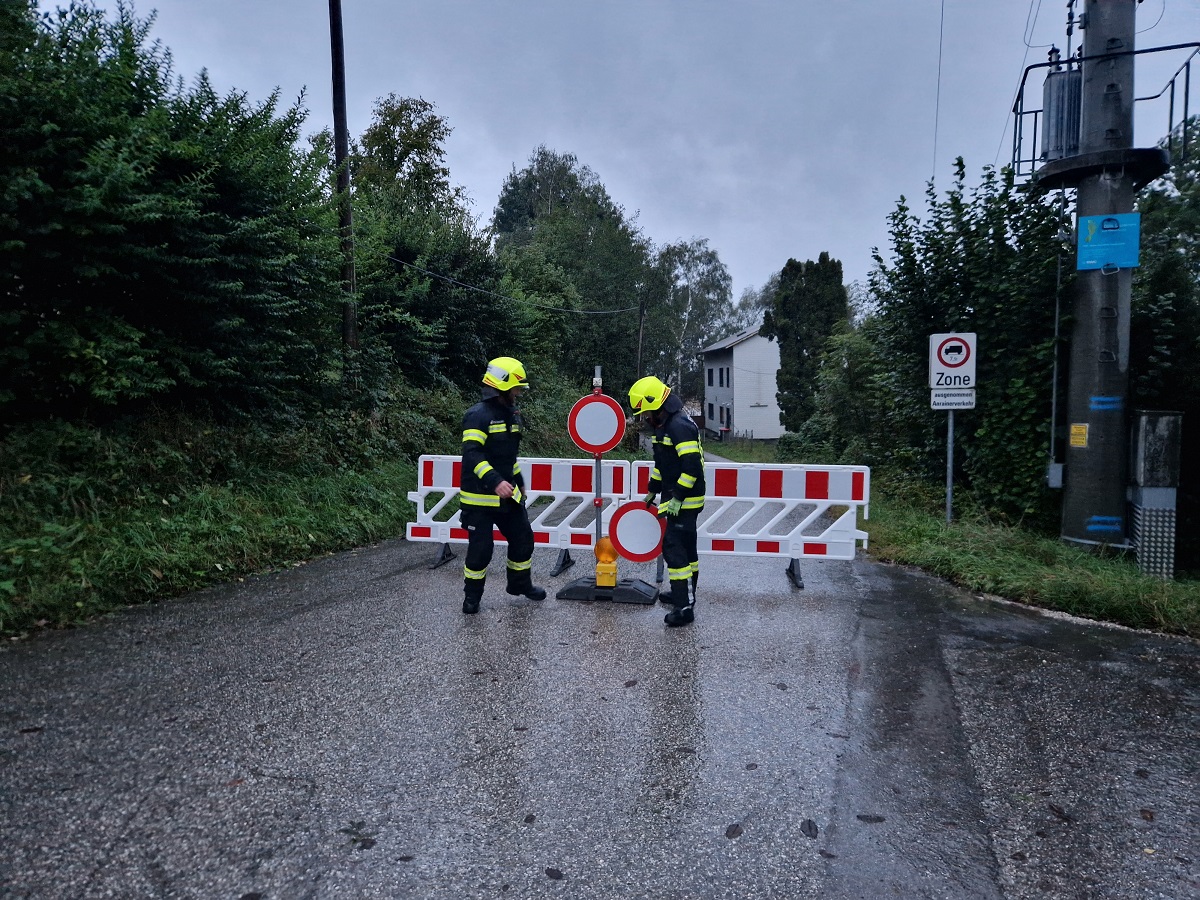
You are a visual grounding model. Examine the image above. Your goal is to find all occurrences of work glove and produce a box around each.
[642,492,657,506]
[660,497,682,517]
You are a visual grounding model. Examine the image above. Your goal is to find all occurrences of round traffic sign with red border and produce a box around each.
[607,501,666,562]
[567,393,626,454]
[936,336,971,368]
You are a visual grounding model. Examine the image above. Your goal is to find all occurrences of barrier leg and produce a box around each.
[551,549,574,577]
[429,543,455,569]
[786,558,804,590]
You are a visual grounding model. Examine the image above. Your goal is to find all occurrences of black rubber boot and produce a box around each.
[506,584,546,601]
[664,604,694,627]
[506,571,546,601]
[664,580,693,626]
[463,593,481,615]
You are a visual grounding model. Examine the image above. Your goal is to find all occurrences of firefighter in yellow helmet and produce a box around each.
[628,375,705,627]
[459,356,545,615]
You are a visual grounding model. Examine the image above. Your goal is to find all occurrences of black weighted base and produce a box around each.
[786,558,804,590]
[429,543,455,569]
[556,577,659,604]
[550,548,574,576]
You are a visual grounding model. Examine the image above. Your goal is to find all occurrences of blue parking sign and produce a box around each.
[1077,213,1140,270]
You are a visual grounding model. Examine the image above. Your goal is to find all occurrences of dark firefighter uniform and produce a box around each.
[459,357,544,614]
[629,376,705,627]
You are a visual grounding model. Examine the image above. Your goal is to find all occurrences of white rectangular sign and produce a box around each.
[931,389,976,410]
[929,333,977,388]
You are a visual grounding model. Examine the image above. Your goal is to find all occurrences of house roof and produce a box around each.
[701,324,766,354]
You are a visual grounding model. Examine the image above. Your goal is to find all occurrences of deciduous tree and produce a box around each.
[651,238,733,398]
[492,147,656,390]
[1131,118,1200,568]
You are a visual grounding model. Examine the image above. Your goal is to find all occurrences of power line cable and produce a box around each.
[310,219,641,315]
[995,0,1045,167]
[1023,0,1048,47]
[387,255,639,315]
[933,0,946,180]
[1136,0,1167,35]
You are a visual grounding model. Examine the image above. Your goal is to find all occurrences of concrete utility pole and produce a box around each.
[1037,0,1166,548]
[1060,0,1137,546]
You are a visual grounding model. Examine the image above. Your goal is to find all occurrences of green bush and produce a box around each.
[0,380,464,635]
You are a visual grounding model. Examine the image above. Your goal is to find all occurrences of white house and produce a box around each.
[700,325,784,440]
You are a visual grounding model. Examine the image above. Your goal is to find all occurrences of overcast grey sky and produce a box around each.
[88,0,1199,298]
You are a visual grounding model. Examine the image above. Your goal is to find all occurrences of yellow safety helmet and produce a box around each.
[628,375,670,413]
[482,356,528,392]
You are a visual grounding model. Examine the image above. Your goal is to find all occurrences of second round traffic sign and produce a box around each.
[608,501,666,562]
[567,393,626,454]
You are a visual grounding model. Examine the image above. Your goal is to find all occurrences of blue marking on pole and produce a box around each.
[1085,516,1123,533]
[1089,395,1122,411]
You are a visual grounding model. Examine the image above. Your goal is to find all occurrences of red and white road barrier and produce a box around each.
[407,455,870,574]
[631,460,869,561]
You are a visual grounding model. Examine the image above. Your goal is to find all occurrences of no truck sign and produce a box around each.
[929,333,977,389]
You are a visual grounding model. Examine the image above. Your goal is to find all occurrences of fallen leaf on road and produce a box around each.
[1048,803,1075,823]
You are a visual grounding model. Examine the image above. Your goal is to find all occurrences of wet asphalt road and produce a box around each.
[1,539,1197,900]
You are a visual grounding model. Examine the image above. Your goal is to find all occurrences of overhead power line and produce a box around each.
[995,0,1046,167]
[1136,0,1167,35]
[933,0,946,180]
[388,256,639,315]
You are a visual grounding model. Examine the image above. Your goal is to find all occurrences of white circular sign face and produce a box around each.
[568,394,626,454]
[608,501,666,562]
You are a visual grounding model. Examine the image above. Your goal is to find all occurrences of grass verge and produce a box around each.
[710,438,1197,636]
[1,460,416,637]
[867,494,1200,637]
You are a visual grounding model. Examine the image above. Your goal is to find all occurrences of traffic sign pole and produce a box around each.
[557,366,657,604]
[946,410,954,524]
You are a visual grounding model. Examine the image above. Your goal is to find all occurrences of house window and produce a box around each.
[707,368,713,387]
[708,402,714,421]
[725,367,731,387]
[719,407,725,425]
[719,368,724,388]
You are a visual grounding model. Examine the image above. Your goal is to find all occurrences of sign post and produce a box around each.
[929,333,977,523]
[557,367,658,604]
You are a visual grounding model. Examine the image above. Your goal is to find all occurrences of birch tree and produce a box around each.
[651,238,733,399]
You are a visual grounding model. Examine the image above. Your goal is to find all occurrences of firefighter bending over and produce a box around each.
[628,375,705,627]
